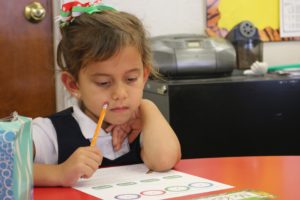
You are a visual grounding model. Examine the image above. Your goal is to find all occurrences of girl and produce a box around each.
[32,1,181,187]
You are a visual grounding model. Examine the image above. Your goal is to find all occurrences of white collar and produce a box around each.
[72,104,110,139]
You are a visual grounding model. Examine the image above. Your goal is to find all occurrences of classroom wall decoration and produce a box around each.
[206,0,300,42]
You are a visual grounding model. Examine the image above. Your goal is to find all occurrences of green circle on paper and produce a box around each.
[140,178,160,183]
[117,182,137,186]
[92,185,113,190]
[162,175,182,179]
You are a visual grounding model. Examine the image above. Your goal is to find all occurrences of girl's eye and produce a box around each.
[96,81,110,87]
[127,77,138,82]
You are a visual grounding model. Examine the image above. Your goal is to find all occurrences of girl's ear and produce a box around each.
[143,67,150,84]
[61,72,80,99]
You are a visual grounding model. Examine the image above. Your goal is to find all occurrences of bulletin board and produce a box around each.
[206,0,300,42]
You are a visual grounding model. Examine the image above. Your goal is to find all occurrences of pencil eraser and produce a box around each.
[103,102,109,108]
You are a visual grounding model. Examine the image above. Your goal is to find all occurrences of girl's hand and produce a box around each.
[106,109,142,151]
[58,146,103,186]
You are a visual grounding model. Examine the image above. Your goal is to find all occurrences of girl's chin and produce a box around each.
[107,117,130,126]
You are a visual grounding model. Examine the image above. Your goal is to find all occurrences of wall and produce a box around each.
[102,0,205,37]
[54,0,300,110]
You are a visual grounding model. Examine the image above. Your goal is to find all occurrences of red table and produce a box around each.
[34,156,300,200]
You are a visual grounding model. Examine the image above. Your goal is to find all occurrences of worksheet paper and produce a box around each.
[73,164,233,200]
[280,0,300,37]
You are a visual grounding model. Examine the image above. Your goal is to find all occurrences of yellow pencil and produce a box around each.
[90,103,108,147]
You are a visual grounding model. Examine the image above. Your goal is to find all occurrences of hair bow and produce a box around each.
[59,0,116,27]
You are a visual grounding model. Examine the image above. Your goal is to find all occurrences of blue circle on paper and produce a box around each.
[0,162,7,169]
[4,178,12,188]
[6,189,13,196]
[2,169,11,178]
[3,143,8,149]
[6,148,12,154]
[4,132,15,142]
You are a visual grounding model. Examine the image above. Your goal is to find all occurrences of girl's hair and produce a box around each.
[57,11,159,80]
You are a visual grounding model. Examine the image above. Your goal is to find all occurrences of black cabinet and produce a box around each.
[144,74,300,158]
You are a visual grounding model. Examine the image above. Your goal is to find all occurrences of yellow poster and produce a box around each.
[218,0,279,30]
[206,0,299,41]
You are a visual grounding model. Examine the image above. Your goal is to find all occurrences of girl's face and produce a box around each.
[76,45,149,125]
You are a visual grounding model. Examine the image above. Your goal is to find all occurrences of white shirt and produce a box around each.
[32,105,130,164]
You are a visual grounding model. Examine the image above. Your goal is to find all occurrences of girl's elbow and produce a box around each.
[151,150,181,171]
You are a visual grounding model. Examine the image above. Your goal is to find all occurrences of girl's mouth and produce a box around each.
[110,106,129,112]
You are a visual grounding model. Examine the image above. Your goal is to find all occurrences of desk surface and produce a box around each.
[34,156,300,200]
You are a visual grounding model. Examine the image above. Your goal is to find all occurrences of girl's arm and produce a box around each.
[140,99,181,171]
[34,146,102,186]
[34,163,66,186]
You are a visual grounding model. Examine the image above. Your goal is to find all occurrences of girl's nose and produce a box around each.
[112,83,128,101]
